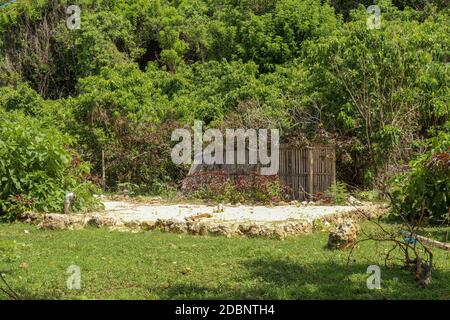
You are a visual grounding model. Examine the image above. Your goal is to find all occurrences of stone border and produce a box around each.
[18,204,388,240]
[154,219,312,239]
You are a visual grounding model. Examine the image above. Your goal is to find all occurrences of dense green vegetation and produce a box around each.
[391,128,450,222]
[0,111,100,220]
[0,0,448,217]
[0,221,449,299]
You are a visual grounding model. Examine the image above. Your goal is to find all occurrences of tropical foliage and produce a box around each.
[0,0,448,218]
[390,127,450,222]
[0,111,100,220]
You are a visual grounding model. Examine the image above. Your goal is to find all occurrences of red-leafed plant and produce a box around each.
[182,170,290,203]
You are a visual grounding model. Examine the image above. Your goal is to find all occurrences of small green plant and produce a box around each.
[117,182,139,196]
[355,189,382,202]
[326,181,349,205]
[143,180,178,198]
[254,180,286,203]
[218,180,245,203]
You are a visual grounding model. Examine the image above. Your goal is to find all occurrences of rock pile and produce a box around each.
[29,213,126,231]
[36,214,70,230]
[26,211,313,239]
[154,219,311,239]
[327,220,359,249]
[18,204,386,240]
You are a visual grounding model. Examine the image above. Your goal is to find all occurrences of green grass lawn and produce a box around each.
[0,221,449,300]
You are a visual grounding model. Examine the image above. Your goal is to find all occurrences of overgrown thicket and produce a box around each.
[0,0,448,217]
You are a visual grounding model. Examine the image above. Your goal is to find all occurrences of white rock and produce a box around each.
[347,196,363,206]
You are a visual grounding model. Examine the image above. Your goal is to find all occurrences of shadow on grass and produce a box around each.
[0,289,65,300]
[2,258,449,300]
[0,270,66,300]
[159,258,450,300]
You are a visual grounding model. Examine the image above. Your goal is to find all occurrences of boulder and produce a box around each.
[208,223,233,237]
[85,215,119,228]
[155,219,187,233]
[186,221,208,235]
[140,221,157,231]
[239,224,261,237]
[17,211,44,224]
[328,220,359,249]
[347,195,363,206]
[123,220,143,230]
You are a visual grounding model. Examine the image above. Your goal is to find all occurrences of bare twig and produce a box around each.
[0,273,20,300]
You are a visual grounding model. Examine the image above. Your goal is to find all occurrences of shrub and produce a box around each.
[355,189,382,202]
[390,130,450,223]
[0,112,101,221]
[324,181,349,205]
[182,171,289,203]
[116,181,177,198]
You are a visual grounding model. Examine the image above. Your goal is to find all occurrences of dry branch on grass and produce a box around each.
[345,202,447,288]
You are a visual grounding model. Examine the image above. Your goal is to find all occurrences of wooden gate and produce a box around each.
[279,144,336,200]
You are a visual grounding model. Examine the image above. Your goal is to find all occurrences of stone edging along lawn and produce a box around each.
[17,204,388,240]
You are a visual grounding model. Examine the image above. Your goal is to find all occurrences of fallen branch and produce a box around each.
[346,200,436,287]
[401,230,450,251]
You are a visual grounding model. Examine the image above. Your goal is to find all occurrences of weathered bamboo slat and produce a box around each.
[278,144,335,200]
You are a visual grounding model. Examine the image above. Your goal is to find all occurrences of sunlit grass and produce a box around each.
[0,221,448,300]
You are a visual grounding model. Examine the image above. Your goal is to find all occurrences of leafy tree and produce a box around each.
[238,0,339,71]
[0,0,448,202]
[69,63,182,189]
[298,2,449,185]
